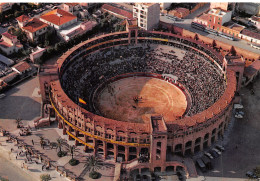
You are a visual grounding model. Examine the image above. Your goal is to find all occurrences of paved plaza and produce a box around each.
[189,77,260,180]
[0,77,115,180]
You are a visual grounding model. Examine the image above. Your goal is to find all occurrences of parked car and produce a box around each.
[142,175,148,181]
[246,171,258,179]
[212,148,221,155]
[201,155,213,170]
[151,172,156,181]
[136,174,141,181]
[209,150,219,158]
[215,144,225,152]
[196,158,206,172]
[0,94,6,99]
[204,152,214,159]
[235,114,243,119]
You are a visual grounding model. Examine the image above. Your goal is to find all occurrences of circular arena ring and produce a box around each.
[92,72,192,124]
[50,30,237,174]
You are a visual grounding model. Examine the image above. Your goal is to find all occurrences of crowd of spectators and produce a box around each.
[61,40,225,117]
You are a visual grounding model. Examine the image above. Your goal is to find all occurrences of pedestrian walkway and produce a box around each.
[0,136,66,181]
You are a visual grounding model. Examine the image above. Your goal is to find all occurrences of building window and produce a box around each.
[218,22,220,24]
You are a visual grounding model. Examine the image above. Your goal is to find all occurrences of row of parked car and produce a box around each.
[197,144,225,172]
[136,172,156,181]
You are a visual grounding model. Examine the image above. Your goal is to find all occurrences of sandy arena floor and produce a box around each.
[96,76,188,123]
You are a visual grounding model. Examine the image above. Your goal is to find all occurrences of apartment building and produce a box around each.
[207,8,232,31]
[16,15,49,42]
[133,3,160,30]
[0,32,23,55]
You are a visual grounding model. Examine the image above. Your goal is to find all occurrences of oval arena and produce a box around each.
[49,30,237,176]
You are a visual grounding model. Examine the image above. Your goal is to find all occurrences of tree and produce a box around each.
[21,5,26,12]
[67,145,79,166]
[40,174,51,181]
[16,118,22,128]
[8,26,16,35]
[14,11,21,18]
[56,137,67,157]
[67,145,76,159]
[84,155,104,179]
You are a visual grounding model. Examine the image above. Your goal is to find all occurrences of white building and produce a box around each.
[133,3,160,30]
[239,29,260,44]
[59,21,97,41]
[0,32,23,55]
[62,3,89,18]
[40,9,77,30]
[16,15,49,42]
[249,16,260,30]
[30,47,46,63]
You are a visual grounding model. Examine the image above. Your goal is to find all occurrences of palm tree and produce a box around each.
[84,155,104,178]
[16,118,22,128]
[67,145,76,159]
[56,137,66,153]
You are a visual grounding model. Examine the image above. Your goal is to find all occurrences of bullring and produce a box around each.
[49,30,237,176]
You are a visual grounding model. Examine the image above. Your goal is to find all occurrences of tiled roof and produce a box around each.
[2,32,16,40]
[13,61,31,73]
[40,9,77,26]
[102,4,133,19]
[197,14,208,21]
[22,18,48,33]
[16,15,30,22]
[241,29,260,40]
[175,7,189,14]
[251,16,260,22]
[64,3,79,7]
[0,40,12,48]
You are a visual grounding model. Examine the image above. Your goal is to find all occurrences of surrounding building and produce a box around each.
[221,21,245,38]
[193,14,209,26]
[133,3,160,30]
[59,20,97,41]
[40,9,77,30]
[62,3,80,15]
[237,3,260,16]
[0,3,13,13]
[240,29,260,44]
[102,3,133,19]
[207,8,232,31]
[0,32,23,55]
[168,7,190,19]
[12,61,32,75]
[159,3,171,11]
[249,16,260,30]
[210,3,229,11]
[0,53,14,67]
[30,46,46,63]
[62,3,88,18]
[16,15,49,42]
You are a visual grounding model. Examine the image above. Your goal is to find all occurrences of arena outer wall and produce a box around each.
[48,30,238,177]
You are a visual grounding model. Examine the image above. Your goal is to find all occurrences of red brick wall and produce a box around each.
[207,14,222,30]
